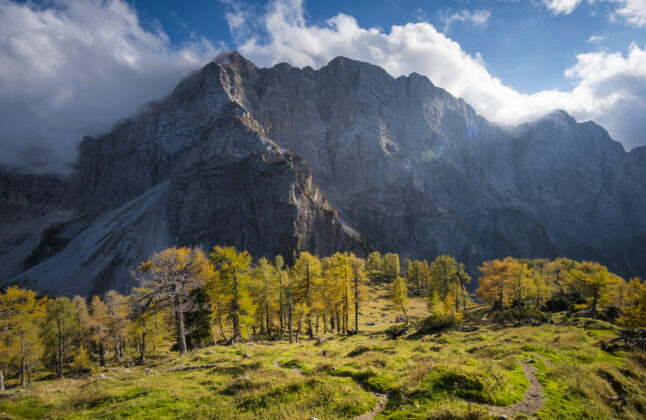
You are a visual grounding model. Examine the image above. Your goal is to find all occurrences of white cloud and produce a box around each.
[542,0,583,14]
[543,0,646,26]
[613,0,646,26]
[441,9,491,33]
[586,34,605,43]
[0,0,218,173]
[231,0,646,150]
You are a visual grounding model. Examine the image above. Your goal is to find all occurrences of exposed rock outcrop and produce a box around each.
[1,52,645,295]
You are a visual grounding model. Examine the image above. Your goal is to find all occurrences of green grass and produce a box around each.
[1,285,645,419]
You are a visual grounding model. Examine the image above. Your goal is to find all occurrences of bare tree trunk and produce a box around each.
[231,274,241,343]
[138,331,147,365]
[456,280,460,313]
[27,363,32,385]
[20,334,26,388]
[355,275,359,334]
[0,370,4,391]
[266,302,270,337]
[289,273,294,344]
[99,340,106,367]
[591,289,599,319]
[57,314,64,378]
[279,273,284,337]
[174,295,188,354]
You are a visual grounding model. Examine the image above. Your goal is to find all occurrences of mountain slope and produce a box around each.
[1,51,645,295]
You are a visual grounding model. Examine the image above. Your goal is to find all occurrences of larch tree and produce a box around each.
[89,296,109,366]
[328,252,353,334]
[429,255,458,300]
[42,297,77,378]
[134,247,208,354]
[391,275,409,319]
[506,258,532,305]
[251,257,276,336]
[209,246,256,343]
[205,269,230,344]
[273,255,287,337]
[293,252,322,339]
[128,287,158,364]
[71,295,92,373]
[103,291,129,362]
[456,263,471,312]
[619,277,646,328]
[477,259,513,310]
[382,253,400,283]
[0,287,45,388]
[350,253,367,334]
[366,252,382,282]
[408,260,421,295]
[565,261,619,318]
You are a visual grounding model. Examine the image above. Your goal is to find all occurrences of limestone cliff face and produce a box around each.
[1,52,645,295]
[0,54,362,295]
[222,53,645,279]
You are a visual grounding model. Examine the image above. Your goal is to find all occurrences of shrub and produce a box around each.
[416,315,460,334]
[385,323,409,339]
[491,305,550,326]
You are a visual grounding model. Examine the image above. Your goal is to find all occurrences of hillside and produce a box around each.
[1,285,644,420]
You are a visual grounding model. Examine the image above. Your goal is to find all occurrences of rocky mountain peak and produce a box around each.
[1,53,645,296]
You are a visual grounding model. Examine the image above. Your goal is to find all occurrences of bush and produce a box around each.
[600,305,621,322]
[385,323,409,339]
[491,305,550,326]
[417,315,460,335]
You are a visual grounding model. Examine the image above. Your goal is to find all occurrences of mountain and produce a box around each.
[1,51,645,295]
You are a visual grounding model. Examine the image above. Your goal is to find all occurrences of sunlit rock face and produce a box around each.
[222,52,645,280]
[1,52,645,295]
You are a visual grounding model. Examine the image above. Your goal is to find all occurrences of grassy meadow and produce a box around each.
[1,284,645,420]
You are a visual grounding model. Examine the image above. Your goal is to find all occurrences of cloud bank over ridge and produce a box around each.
[1,0,645,173]
[232,0,646,151]
[0,0,218,173]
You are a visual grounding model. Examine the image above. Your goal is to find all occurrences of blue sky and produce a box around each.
[130,0,644,93]
[1,0,646,172]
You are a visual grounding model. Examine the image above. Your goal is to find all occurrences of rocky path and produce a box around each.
[353,382,389,420]
[271,357,389,419]
[488,353,551,418]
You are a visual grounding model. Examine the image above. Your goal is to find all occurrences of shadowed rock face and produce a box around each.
[1,52,645,295]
